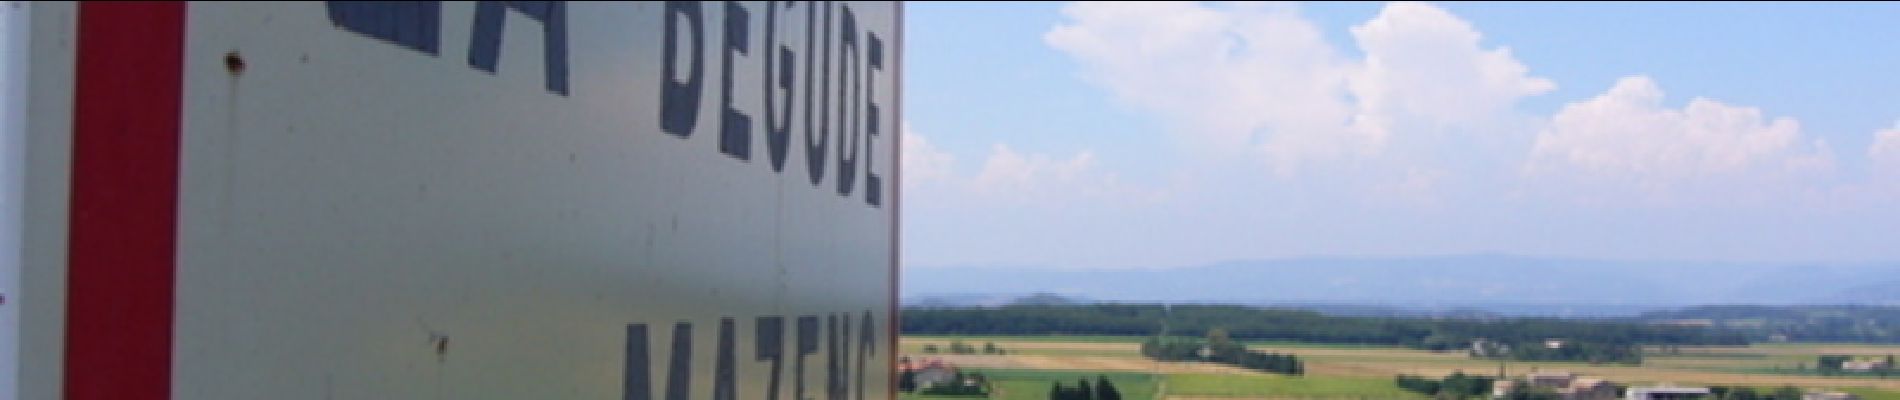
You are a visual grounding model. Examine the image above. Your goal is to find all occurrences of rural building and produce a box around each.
[1471,338,1510,357]
[1527,371,1575,388]
[1802,391,1860,400]
[1565,378,1617,400]
[1624,386,1711,400]
[900,357,960,389]
[1842,359,1890,372]
[1490,371,1616,400]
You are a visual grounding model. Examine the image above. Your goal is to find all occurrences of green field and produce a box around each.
[900,369,1159,400]
[1164,373,1426,399]
[895,366,1425,400]
[904,335,1399,349]
[1713,366,1900,377]
[1841,388,1900,400]
[902,336,1399,357]
[987,348,1142,357]
[898,337,1900,399]
[903,335,1153,344]
[1235,342,1408,350]
[900,336,1140,357]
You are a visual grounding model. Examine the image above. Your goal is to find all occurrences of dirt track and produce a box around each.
[906,354,1267,375]
[901,339,1900,391]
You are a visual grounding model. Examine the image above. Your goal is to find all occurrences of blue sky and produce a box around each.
[901,2,1900,269]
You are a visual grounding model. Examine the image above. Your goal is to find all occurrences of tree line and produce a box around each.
[1641,305,1900,343]
[898,369,989,396]
[1816,354,1896,377]
[1395,372,1493,399]
[1705,386,1808,400]
[903,303,1747,364]
[921,340,1008,355]
[1049,376,1120,400]
[1503,339,1644,365]
[1139,330,1302,375]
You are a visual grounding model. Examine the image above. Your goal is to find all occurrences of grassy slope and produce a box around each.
[903,335,1152,343]
[1164,373,1425,399]
[902,369,1159,400]
[898,337,1900,398]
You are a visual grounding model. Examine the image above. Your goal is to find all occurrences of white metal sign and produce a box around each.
[2,2,31,397]
[7,2,899,399]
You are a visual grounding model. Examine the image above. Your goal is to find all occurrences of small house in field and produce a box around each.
[1841,358,1890,372]
[907,358,959,389]
[1801,392,1860,400]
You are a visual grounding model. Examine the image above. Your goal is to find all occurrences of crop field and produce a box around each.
[1164,374,1425,399]
[900,336,1900,399]
[899,369,1160,400]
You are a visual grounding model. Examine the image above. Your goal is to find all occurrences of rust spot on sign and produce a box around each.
[224,51,245,76]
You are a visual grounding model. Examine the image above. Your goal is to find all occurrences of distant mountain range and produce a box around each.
[903,255,1900,316]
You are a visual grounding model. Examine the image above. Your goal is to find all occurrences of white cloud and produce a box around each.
[974,145,1093,194]
[1045,1,1552,175]
[910,1,1900,269]
[1045,1,1369,173]
[968,144,1161,205]
[1369,167,1451,207]
[901,127,1157,207]
[901,127,956,187]
[1525,76,1834,199]
[1871,121,1900,177]
[1349,2,1556,131]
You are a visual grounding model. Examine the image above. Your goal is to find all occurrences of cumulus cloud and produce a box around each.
[1042,1,1871,208]
[901,127,957,187]
[1045,1,1366,173]
[1525,76,1835,199]
[1045,1,1552,175]
[1349,2,1555,131]
[909,1,1900,268]
[905,1,1900,269]
[902,128,1156,207]
[1871,121,1900,177]
[974,145,1096,195]
[971,145,1092,192]
[964,144,1164,206]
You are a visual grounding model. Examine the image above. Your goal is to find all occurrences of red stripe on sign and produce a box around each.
[68,2,185,399]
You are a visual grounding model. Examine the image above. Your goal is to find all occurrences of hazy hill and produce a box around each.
[903,255,1900,315]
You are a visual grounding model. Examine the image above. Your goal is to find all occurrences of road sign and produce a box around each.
[2,2,899,399]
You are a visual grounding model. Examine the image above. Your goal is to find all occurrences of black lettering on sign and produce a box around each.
[856,311,875,400]
[863,32,884,207]
[803,1,832,186]
[325,1,570,96]
[624,324,649,400]
[756,316,785,400]
[468,1,571,95]
[714,318,738,400]
[666,323,693,400]
[834,4,861,199]
[645,0,890,205]
[323,1,895,207]
[763,1,797,172]
[325,1,443,54]
[661,1,705,138]
[796,315,820,400]
[718,1,755,160]
[622,322,695,400]
[826,314,852,400]
[826,315,840,400]
[625,313,877,400]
